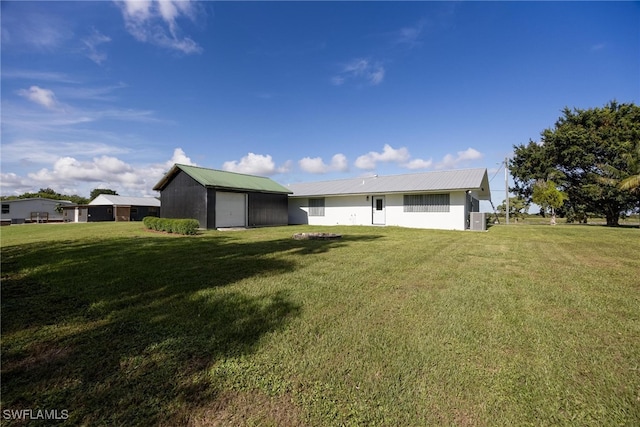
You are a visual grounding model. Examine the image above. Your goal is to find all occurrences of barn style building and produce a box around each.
[153,164,291,229]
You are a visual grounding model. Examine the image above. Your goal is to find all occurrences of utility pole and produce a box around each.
[505,157,509,225]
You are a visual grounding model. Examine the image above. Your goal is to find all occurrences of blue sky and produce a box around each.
[2,1,638,209]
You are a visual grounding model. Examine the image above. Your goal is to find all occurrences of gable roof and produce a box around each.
[89,194,161,207]
[287,168,491,200]
[153,164,292,194]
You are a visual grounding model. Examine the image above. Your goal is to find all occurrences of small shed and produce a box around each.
[88,195,161,222]
[63,195,161,222]
[1,198,74,224]
[153,164,292,229]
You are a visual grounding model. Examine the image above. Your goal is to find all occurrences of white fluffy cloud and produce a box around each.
[437,147,483,169]
[29,156,137,184]
[0,147,196,197]
[17,86,58,109]
[116,0,202,54]
[166,147,195,168]
[299,153,348,174]
[355,144,410,170]
[404,158,433,170]
[353,144,482,171]
[222,153,291,176]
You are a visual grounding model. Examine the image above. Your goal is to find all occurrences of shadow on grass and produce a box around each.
[0,232,381,425]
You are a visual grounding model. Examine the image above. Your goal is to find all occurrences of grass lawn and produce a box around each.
[1,222,639,426]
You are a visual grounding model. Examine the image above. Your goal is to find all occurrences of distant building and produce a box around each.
[0,198,74,225]
[62,195,160,223]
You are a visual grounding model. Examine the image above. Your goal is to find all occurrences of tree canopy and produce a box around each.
[510,101,640,226]
[90,188,119,200]
[532,180,567,225]
[497,196,530,222]
[0,188,89,205]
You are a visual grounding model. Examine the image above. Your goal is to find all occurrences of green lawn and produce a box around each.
[1,222,639,426]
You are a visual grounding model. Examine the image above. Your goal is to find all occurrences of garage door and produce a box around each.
[216,192,247,228]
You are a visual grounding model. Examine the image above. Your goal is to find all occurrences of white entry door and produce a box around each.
[216,192,247,228]
[372,196,385,225]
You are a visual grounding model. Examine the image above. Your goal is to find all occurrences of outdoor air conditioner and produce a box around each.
[470,212,487,231]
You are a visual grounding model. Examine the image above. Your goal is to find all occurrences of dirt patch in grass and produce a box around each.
[3,342,73,373]
[186,390,306,427]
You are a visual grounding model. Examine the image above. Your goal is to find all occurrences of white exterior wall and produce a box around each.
[0,199,71,222]
[288,191,468,230]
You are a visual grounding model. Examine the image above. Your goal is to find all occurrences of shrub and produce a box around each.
[143,217,199,235]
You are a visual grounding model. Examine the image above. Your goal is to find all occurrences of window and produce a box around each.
[404,193,450,212]
[376,199,383,211]
[309,198,325,216]
[1,204,9,214]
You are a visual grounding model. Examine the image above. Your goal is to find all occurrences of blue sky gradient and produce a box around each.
[2,1,638,209]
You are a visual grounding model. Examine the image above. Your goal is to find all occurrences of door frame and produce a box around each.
[372,195,386,225]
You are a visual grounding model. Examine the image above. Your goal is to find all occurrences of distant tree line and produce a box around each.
[0,188,119,205]
[509,101,640,226]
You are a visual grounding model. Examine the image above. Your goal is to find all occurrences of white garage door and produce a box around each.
[216,192,247,228]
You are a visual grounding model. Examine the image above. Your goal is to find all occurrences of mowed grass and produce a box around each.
[1,222,639,426]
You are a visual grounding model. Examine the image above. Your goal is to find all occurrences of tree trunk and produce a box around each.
[606,206,620,226]
[550,207,556,225]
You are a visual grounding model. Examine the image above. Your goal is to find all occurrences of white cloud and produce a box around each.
[28,155,137,184]
[6,147,197,197]
[436,147,483,169]
[404,158,433,170]
[0,172,33,196]
[82,29,111,65]
[17,86,58,109]
[1,10,71,51]
[166,147,195,168]
[222,153,290,176]
[332,58,385,86]
[1,139,130,165]
[116,0,203,54]
[299,153,349,174]
[330,153,349,172]
[355,144,410,170]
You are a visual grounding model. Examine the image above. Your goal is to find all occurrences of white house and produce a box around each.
[0,198,74,224]
[287,168,491,231]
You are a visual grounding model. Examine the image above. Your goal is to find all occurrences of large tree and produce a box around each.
[510,101,640,226]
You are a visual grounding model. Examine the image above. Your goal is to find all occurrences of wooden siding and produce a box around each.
[160,170,208,227]
[248,193,289,227]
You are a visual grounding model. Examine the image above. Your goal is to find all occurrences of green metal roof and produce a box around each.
[153,164,292,194]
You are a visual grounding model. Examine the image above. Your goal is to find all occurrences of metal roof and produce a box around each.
[153,164,292,194]
[287,168,491,200]
[89,194,161,207]
[1,198,74,204]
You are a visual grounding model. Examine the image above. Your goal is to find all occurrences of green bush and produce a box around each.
[143,217,199,235]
